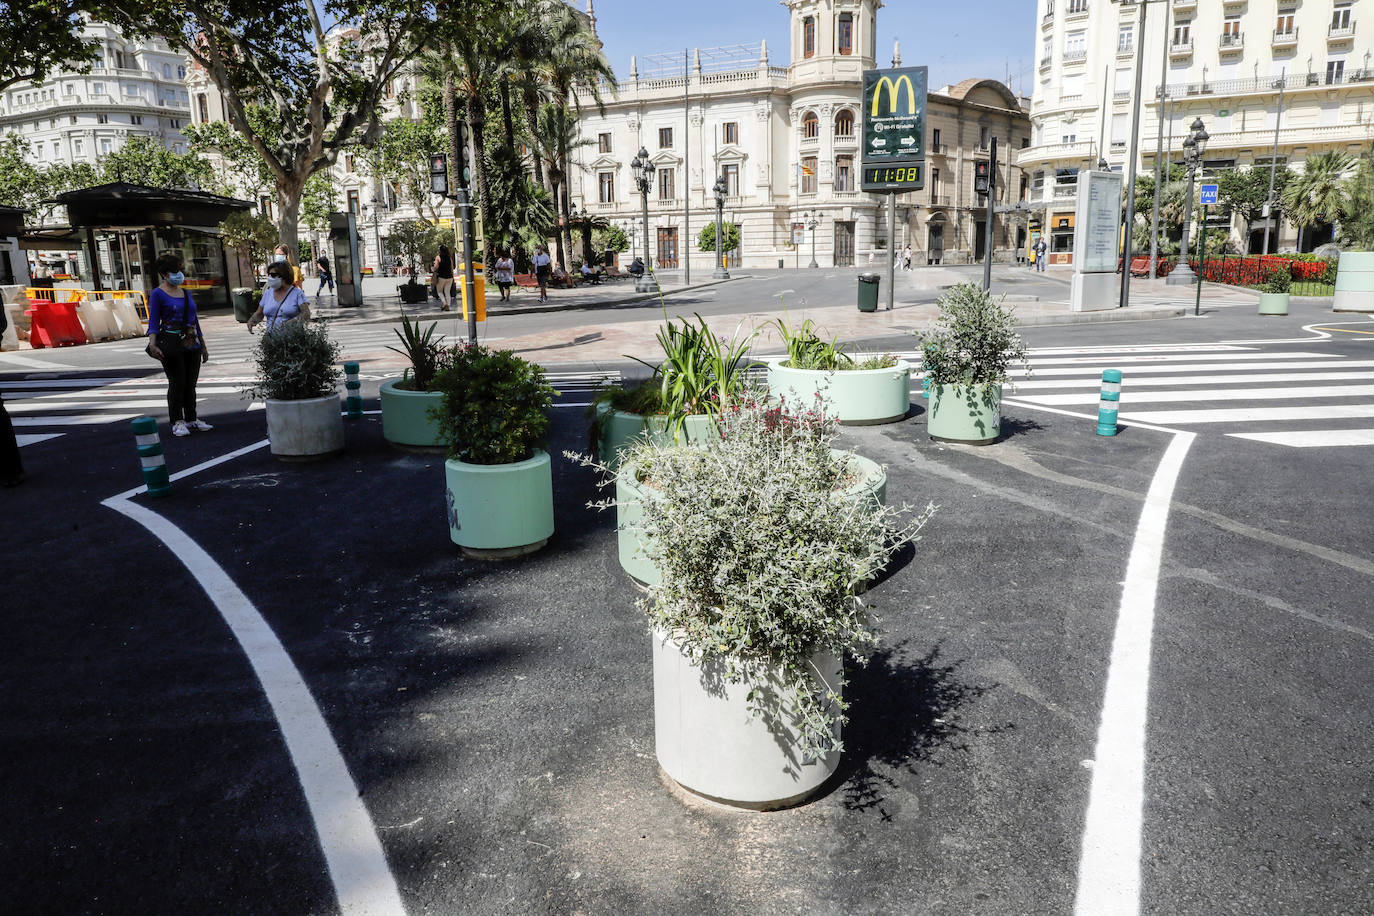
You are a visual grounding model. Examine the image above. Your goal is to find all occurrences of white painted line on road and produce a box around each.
[13,413,139,426]
[1022,383,1374,407]
[6,399,177,412]
[1000,399,1184,436]
[102,496,406,916]
[1222,320,1373,345]
[102,436,406,915]
[0,377,136,389]
[1027,344,1250,356]
[1027,351,1334,367]
[1011,370,1374,390]
[1228,428,1374,448]
[17,433,63,447]
[0,353,81,369]
[1075,431,1195,916]
[1122,404,1374,425]
[1010,359,1373,378]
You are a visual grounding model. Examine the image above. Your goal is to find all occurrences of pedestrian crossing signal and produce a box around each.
[430,154,448,196]
[974,161,990,195]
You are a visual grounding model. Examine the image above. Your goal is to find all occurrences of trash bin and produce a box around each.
[231,288,254,323]
[857,273,881,312]
[778,258,785,269]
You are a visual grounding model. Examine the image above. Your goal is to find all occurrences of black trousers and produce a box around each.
[162,348,202,422]
[0,393,22,482]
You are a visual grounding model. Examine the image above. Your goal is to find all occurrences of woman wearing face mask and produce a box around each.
[247,260,312,333]
[272,244,304,289]
[146,253,211,437]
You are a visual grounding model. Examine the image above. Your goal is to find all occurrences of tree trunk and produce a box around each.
[549,175,565,269]
[500,85,516,152]
[558,139,574,271]
[521,87,547,192]
[444,70,463,263]
[276,179,304,253]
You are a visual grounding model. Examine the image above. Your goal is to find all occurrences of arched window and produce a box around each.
[802,111,819,140]
[838,13,854,55]
[835,110,854,137]
[803,17,816,58]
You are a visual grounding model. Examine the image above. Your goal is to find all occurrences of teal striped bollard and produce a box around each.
[344,361,362,418]
[131,416,171,496]
[1097,370,1122,437]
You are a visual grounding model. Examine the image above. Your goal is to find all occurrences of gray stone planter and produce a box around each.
[265,393,344,461]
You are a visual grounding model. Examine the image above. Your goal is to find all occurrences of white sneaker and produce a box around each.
[171,421,190,437]
[187,419,214,431]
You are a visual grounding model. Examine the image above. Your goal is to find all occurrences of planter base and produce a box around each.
[656,764,838,813]
[460,538,549,561]
[274,448,344,463]
[927,383,1001,445]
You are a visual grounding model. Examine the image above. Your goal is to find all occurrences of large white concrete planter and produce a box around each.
[266,393,344,461]
[766,358,912,425]
[1258,292,1290,316]
[595,407,716,472]
[444,449,554,559]
[653,629,842,809]
[1333,252,1374,313]
[617,451,886,587]
[927,382,1001,445]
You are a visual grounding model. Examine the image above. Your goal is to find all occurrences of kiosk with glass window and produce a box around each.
[329,212,363,307]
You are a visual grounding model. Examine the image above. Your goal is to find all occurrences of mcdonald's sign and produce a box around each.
[862,66,927,167]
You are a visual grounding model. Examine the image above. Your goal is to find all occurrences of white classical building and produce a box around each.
[571,0,902,270]
[0,20,192,169]
[1022,0,1374,260]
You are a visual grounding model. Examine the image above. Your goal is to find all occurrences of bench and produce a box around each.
[1129,257,1151,277]
[513,273,540,290]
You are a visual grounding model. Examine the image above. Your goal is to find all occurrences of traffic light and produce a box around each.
[454,121,472,190]
[429,153,448,196]
[974,161,990,196]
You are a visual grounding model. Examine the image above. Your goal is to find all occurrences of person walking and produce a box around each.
[146,253,212,438]
[433,244,455,311]
[315,254,334,297]
[272,244,304,289]
[1033,237,1048,273]
[0,305,23,486]
[247,259,312,333]
[902,244,913,271]
[494,251,515,302]
[532,245,552,302]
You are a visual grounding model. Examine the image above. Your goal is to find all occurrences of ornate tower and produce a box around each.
[785,0,882,76]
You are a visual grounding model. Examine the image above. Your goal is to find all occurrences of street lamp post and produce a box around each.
[805,210,820,269]
[1166,118,1209,286]
[712,175,729,280]
[362,201,386,276]
[630,147,657,293]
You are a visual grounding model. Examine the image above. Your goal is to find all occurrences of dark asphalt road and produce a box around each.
[2,301,1371,914]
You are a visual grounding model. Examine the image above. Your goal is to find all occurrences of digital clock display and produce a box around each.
[861,162,924,192]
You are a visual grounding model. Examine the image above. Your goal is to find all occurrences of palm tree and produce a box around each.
[530,102,595,269]
[1283,150,1355,250]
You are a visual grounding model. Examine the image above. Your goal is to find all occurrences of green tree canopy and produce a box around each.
[0,2,125,92]
[1216,164,1291,232]
[100,136,212,190]
[1283,151,1355,236]
[697,222,742,254]
[218,210,279,276]
[1339,143,1374,250]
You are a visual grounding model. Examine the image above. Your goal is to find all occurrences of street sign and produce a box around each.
[862,66,927,164]
[791,222,805,245]
[1200,184,1219,205]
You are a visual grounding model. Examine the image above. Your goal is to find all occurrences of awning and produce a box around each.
[52,182,251,230]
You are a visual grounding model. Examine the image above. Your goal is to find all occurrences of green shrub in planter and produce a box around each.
[774,316,898,371]
[247,321,342,401]
[603,400,933,761]
[429,344,557,465]
[1262,265,1293,294]
[387,311,446,392]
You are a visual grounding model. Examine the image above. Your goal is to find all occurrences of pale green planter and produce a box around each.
[766,358,912,425]
[380,379,445,448]
[1258,292,1290,316]
[596,407,717,472]
[928,383,1002,445]
[617,451,887,587]
[1333,251,1374,313]
[445,449,554,558]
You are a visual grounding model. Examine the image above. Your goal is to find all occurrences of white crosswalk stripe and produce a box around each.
[999,344,1374,449]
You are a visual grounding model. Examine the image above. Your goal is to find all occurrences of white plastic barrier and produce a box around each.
[2,299,28,349]
[107,296,146,338]
[76,299,120,342]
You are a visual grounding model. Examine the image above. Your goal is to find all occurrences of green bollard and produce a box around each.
[1097,370,1122,437]
[131,416,172,496]
[344,361,362,418]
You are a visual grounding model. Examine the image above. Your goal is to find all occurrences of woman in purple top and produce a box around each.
[145,252,211,437]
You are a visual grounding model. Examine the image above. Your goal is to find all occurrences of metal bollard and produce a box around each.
[921,375,931,399]
[131,416,171,496]
[1097,369,1122,437]
[344,361,362,418]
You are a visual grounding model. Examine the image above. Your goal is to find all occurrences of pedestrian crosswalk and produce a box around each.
[1002,344,1374,448]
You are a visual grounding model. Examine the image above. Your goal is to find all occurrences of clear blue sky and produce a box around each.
[586,0,1038,97]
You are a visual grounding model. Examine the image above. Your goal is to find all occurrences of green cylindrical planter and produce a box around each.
[596,408,717,472]
[444,450,554,558]
[927,383,1002,445]
[380,379,445,448]
[1333,251,1374,313]
[766,358,912,425]
[617,451,886,587]
[1258,292,1290,316]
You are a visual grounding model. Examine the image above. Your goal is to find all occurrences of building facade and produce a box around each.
[0,20,192,169]
[571,0,1031,270]
[1022,0,1374,260]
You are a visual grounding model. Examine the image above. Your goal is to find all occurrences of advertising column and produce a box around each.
[1070,170,1123,312]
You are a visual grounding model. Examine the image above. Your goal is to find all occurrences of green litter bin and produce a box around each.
[857,273,880,312]
[231,288,254,323]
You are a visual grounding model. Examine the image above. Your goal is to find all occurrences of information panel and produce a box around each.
[862,162,924,192]
[1074,171,1123,275]
[862,67,928,164]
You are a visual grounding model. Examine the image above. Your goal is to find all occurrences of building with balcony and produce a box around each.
[570,0,1029,270]
[1022,0,1374,260]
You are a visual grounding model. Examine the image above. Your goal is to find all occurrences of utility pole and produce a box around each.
[1149,0,1171,278]
[983,136,998,292]
[1118,0,1150,310]
[683,48,691,283]
[1261,72,1286,256]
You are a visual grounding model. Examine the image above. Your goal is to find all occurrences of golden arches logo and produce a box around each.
[871,75,917,117]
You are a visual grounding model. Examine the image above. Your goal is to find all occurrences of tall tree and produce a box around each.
[1339,143,1374,251]
[109,0,432,248]
[0,2,124,93]
[99,136,213,189]
[182,120,274,203]
[1217,164,1292,245]
[1283,150,1355,250]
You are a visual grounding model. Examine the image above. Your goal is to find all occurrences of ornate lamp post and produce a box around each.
[630,147,657,293]
[1166,117,1209,286]
[804,209,821,269]
[712,174,729,279]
